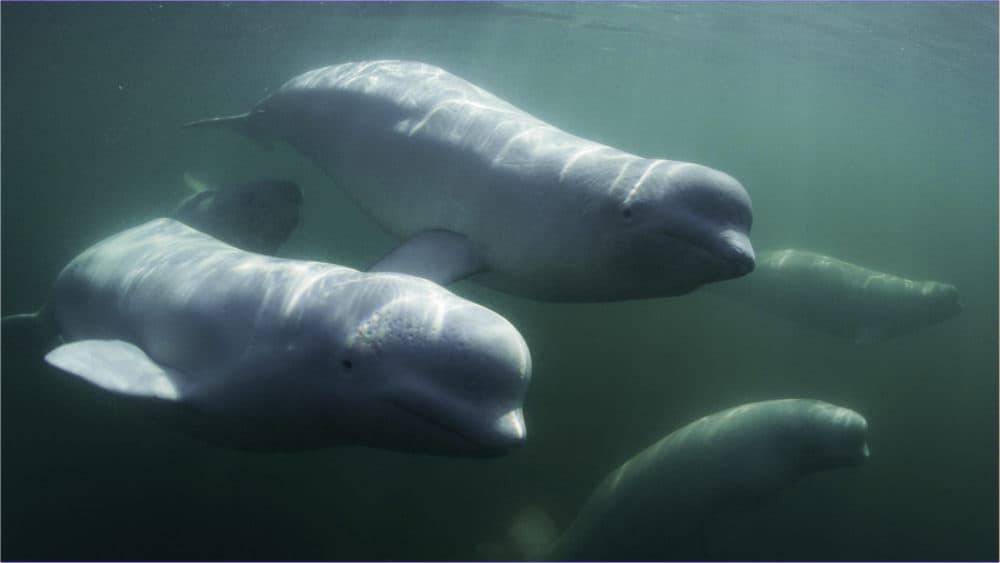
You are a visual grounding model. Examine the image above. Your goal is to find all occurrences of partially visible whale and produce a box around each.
[548,399,870,561]
[712,248,961,344]
[3,176,302,357]
[186,60,755,301]
[12,219,531,456]
[171,174,303,255]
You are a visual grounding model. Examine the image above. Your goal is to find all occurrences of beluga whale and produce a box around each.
[548,399,869,560]
[4,219,531,456]
[481,399,869,561]
[711,248,962,344]
[186,60,755,301]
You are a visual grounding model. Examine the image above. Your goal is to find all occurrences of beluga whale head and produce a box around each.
[300,276,533,457]
[608,160,755,298]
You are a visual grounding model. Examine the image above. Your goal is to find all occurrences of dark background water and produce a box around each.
[2,2,997,561]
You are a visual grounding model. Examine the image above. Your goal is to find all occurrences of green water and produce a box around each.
[2,2,996,560]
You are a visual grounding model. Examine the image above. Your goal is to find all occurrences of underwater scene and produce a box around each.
[1,2,997,561]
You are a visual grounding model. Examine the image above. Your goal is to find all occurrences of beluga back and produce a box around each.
[186,60,755,301]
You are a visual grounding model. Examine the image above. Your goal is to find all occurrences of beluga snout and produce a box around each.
[661,162,755,278]
[718,228,756,277]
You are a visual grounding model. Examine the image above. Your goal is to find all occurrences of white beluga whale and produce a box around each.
[171,174,303,255]
[7,219,531,456]
[712,248,961,344]
[541,399,870,561]
[478,399,869,560]
[186,60,755,301]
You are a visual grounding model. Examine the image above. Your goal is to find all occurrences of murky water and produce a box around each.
[2,3,996,560]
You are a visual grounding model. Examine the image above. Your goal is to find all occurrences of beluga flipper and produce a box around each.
[171,174,303,255]
[186,60,755,301]
[46,340,183,401]
[368,229,486,286]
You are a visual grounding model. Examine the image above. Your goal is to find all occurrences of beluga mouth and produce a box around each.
[661,227,755,278]
[388,397,526,456]
[717,228,756,276]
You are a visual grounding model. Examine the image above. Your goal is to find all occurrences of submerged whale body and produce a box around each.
[19,219,532,456]
[713,248,961,344]
[187,60,755,301]
[549,399,870,561]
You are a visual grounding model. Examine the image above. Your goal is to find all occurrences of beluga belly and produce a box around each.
[7,219,531,456]
[186,60,756,301]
